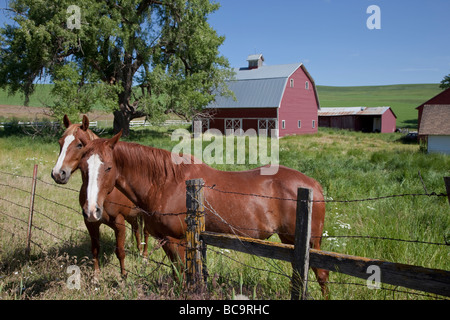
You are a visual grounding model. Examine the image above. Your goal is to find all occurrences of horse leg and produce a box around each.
[108,214,127,277]
[310,236,329,299]
[279,233,329,299]
[129,217,142,254]
[84,220,101,277]
[142,228,150,259]
[161,237,186,280]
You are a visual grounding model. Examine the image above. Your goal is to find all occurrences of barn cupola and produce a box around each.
[247,54,264,69]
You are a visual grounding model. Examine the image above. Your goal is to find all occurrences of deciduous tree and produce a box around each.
[0,0,233,135]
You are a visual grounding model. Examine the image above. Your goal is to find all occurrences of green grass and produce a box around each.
[0,126,449,300]
[0,84,54,108]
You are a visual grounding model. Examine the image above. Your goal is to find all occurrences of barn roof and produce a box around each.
[211,78,288,108]
[418,105,450,136]
[207,62,319,109]
[318,107,396,117]
[416,87,450,110]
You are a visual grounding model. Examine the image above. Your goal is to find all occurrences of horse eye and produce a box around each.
[105,167,112,173]
[76,143,83,149]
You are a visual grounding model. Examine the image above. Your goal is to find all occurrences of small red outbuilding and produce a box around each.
[318,107,397,133]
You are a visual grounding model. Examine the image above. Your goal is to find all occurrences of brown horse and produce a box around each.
[78,131,329,296]
[51,115,149,276]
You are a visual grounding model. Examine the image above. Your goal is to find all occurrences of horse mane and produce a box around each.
[113,142,192,185]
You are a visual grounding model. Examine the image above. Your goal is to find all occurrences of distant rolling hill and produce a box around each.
[1,83,443,129]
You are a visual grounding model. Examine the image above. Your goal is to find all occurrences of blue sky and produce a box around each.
[1,0,449,87]
[208,0,450,86]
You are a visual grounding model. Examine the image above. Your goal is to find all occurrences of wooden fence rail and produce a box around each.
[185,178,450,299]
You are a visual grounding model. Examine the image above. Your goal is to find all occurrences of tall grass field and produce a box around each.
[0,124,449,300]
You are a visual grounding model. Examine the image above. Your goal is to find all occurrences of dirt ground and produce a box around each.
[0,104,114,121]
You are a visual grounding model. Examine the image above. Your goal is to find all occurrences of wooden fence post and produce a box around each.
[444,177,450,207]
[185,178,206,288]
[25,164,38,258]
[291,187,313,300]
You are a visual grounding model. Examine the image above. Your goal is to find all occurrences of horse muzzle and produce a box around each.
[82,205,103,223]
[51,168,70,184]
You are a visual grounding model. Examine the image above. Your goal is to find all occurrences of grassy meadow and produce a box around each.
[0,124,449,300]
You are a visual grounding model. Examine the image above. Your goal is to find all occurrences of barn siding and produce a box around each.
[428,136,450,154]
[207,108,278,135]
[278,67,318,136]
[381,109,397,133]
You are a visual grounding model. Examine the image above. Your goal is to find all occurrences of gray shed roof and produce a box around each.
[207,63,305,109]
[318,107,395,117]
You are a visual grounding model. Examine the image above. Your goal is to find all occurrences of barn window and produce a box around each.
[225,119,242,131]
[290,79,294,88]
[281,120,286,129]
[312,120,316,128]
[298,120,301,128]
[305,81,309,90]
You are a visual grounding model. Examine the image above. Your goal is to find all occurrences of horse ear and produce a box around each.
[81,115,90,131]
[108,130,122,149]
[63,115,71,128]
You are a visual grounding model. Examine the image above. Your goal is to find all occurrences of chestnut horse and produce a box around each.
[78,131,329,296]
[51,115,149,276]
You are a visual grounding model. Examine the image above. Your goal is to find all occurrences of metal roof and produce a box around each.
[318,107,394,116]
[247,54,264,62]
[207,63,303,109]
[235,63,302,80]
[209,78,287,109]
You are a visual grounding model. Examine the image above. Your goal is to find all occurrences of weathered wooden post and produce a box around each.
[444,177,450,207]
[185,178,206,288]
[25,164,38,258]
[291,187,313,300]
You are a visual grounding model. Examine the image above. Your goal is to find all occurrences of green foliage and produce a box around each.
[440,74,450,90]
[0,0,233,127]
[50,61,121,122]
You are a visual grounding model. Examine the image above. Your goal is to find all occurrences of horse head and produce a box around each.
[51,114,93,184]
[78,131,122,222]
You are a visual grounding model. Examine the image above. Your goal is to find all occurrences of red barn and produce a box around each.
[202,54,320,138]
[416,87,450,136]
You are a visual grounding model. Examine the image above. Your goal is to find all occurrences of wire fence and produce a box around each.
[0,167,449,300]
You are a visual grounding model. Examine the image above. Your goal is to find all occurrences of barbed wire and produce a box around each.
[1,168,449,299]
[204,183,448,203]
[2,173,448,251]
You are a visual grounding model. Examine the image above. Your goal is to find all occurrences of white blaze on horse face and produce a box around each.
[87,154,103,219]
[53,134,75,175]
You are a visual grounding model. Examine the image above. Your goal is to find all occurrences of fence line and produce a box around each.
[184,178,450,299]
[1,167,449,299]
[1,169,448,250]
[204,183,448,203]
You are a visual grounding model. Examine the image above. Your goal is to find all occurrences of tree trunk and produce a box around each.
[113,101,146,137]
[112,53,145,136]
[113,109,132,137]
